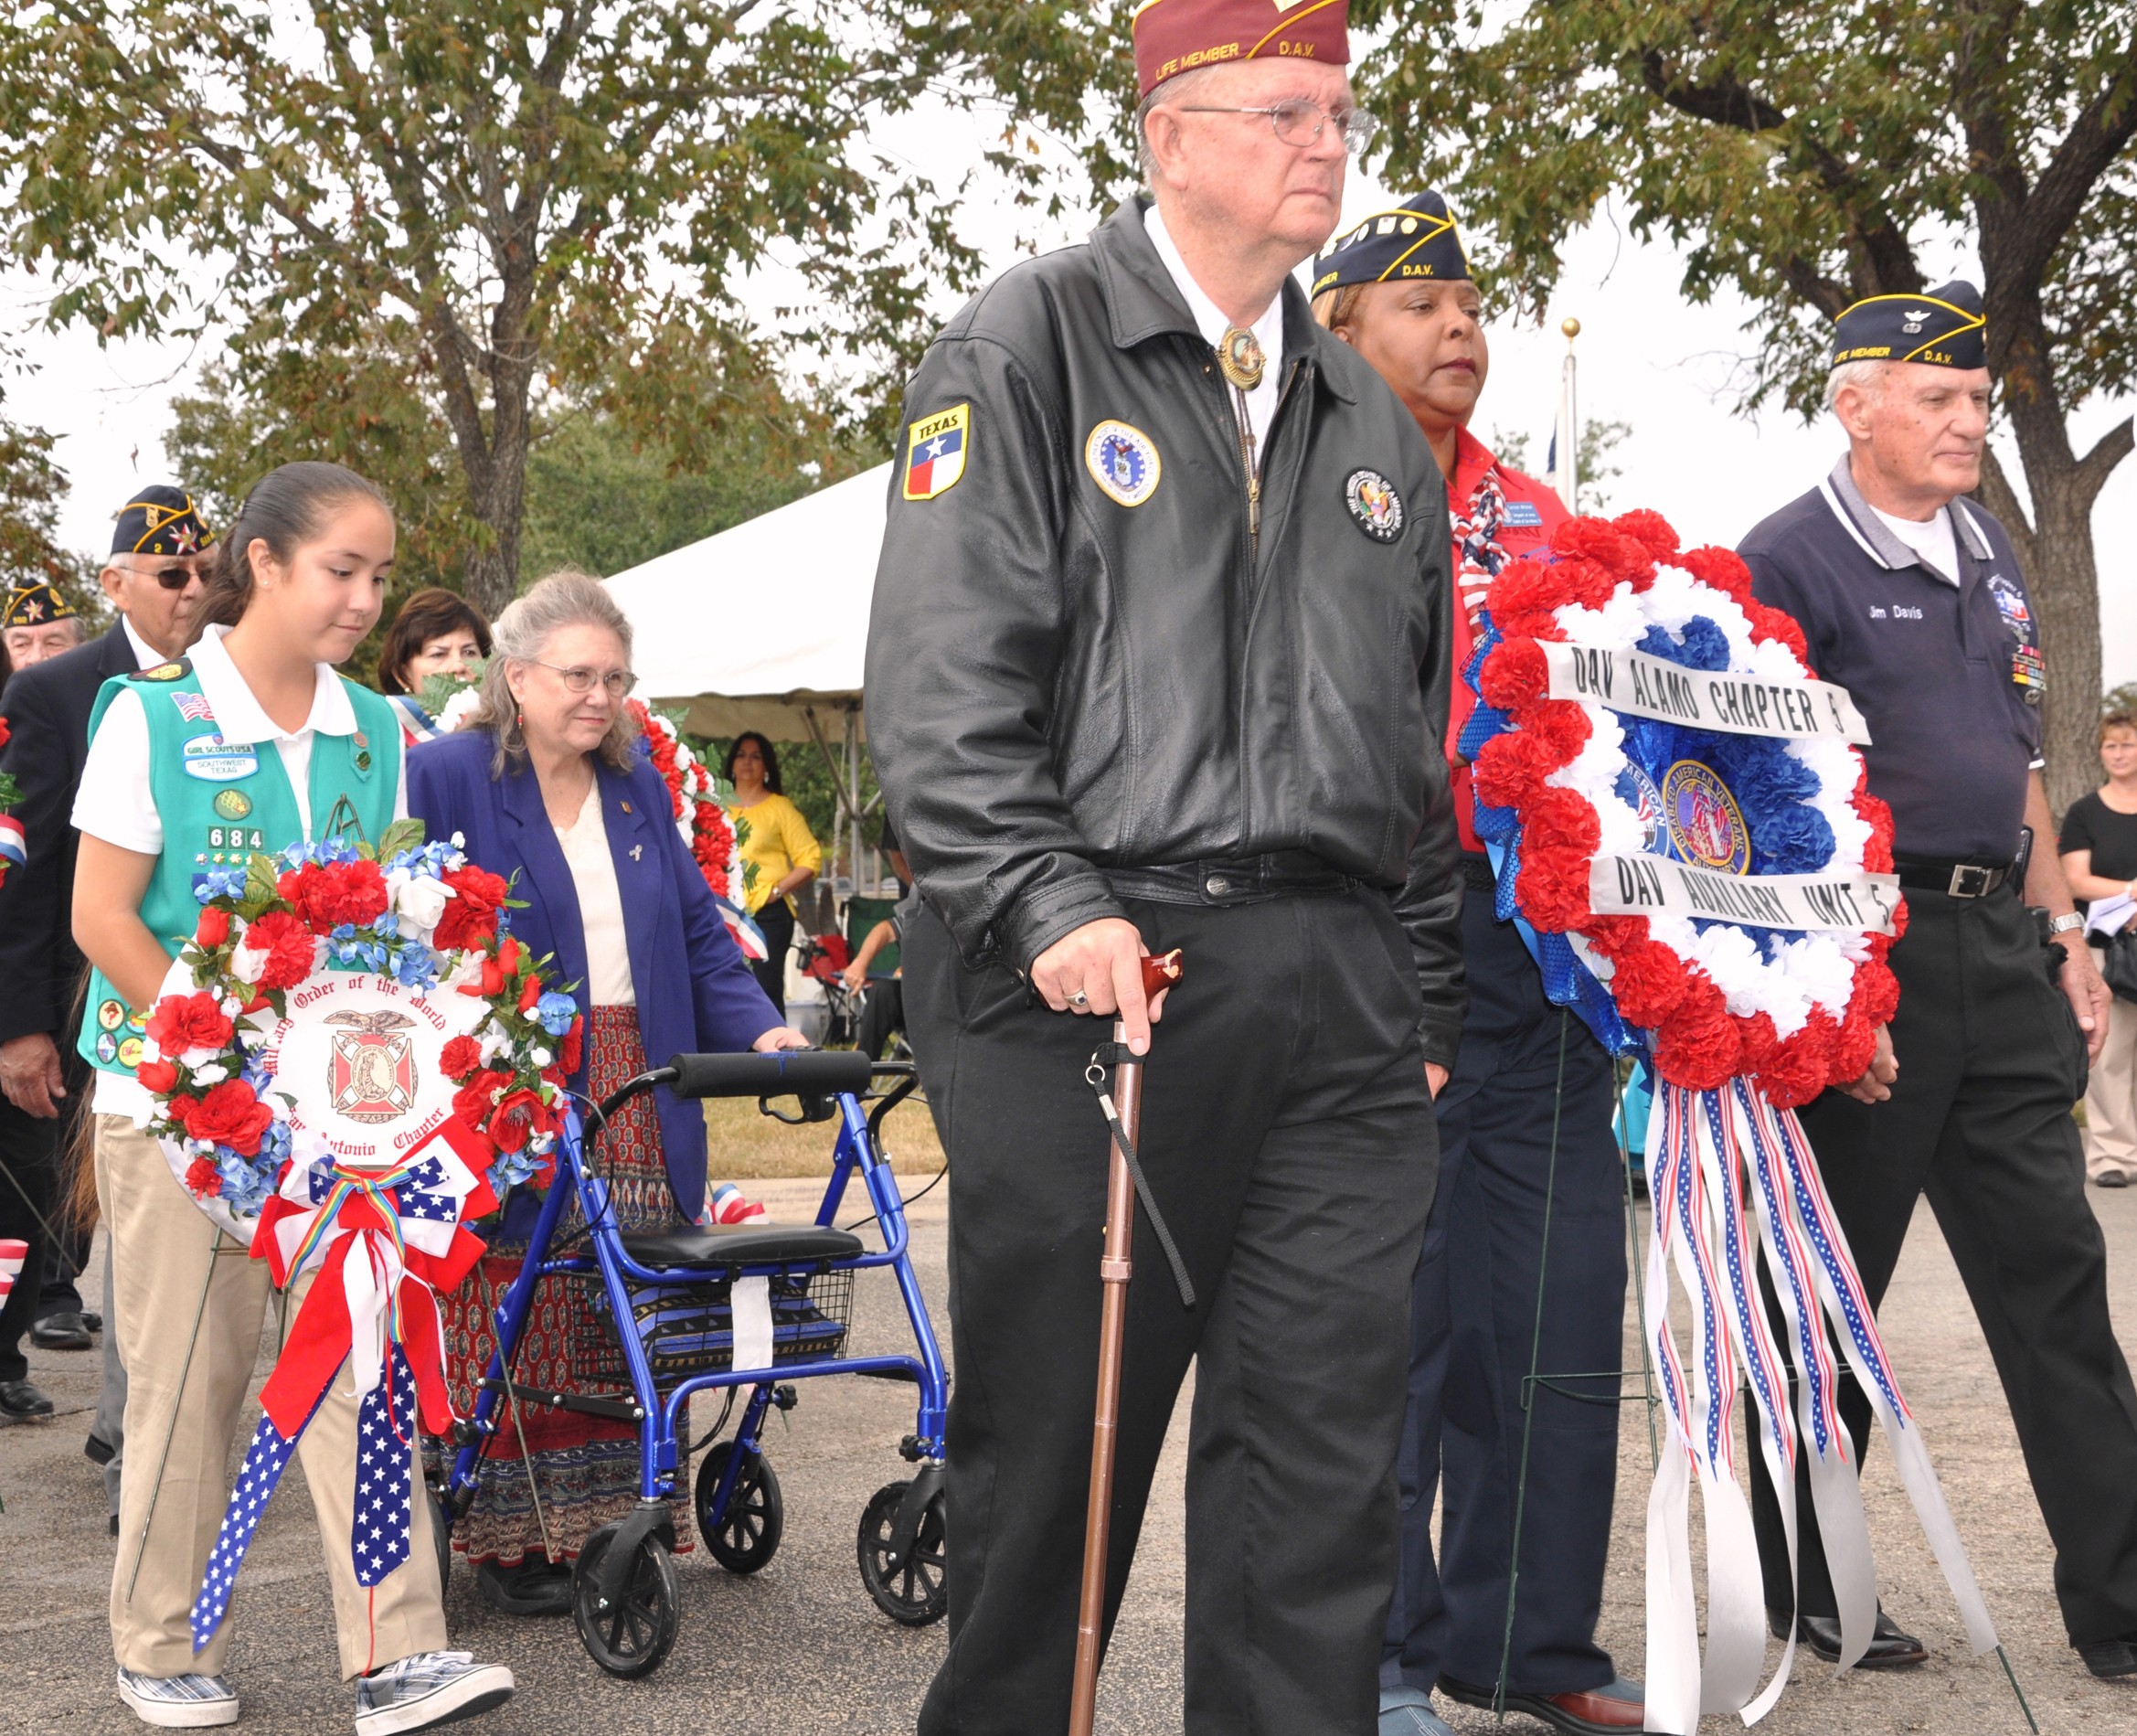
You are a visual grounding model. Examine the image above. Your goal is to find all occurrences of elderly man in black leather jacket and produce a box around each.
[864,9,1463,1734]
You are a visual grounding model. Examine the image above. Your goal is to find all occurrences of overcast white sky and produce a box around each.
[5,106,2131,687]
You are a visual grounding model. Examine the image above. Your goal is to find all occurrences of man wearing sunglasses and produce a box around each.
[868,4,1463,1731]
[0,488,213,1531]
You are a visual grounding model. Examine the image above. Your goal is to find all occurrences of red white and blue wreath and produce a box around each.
[1462,512,1995,1730]
[128,825,587,1653]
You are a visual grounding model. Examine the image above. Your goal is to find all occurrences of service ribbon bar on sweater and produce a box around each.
[1540,640,1872,743]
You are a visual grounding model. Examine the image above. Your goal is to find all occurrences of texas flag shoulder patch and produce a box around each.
[903,404,971,502]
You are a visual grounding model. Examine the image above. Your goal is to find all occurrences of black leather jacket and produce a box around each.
[866,199,1466,1067]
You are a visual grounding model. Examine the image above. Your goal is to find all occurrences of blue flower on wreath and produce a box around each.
[215,1148,275,1218]
[535,992,579,1038]
[391,946,441,992]
[327,924,388,974]
[196,866,248,903]
[487,1146,543,1195]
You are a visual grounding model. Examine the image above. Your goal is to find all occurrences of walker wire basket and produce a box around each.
[571,1266,855,1387]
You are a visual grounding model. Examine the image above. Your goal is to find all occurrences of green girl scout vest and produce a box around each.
[77,656,403,1079]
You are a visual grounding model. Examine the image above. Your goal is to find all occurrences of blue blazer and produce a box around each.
[408,729,781,1224]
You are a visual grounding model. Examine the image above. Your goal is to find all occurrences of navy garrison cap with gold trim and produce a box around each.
[112,485,215,558]
[1832,282,1986,370]
[1,581,79,630]
[1312,190,1471,298]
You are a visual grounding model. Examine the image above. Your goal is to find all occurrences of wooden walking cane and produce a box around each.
[1069,948,1186,1736]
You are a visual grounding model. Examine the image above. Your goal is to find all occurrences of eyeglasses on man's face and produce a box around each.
[1176,98,1377,158]
[532,658,638,698]
[114,556,209,591]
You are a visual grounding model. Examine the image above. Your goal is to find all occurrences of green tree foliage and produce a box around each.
[1350,0,2137,814]
[1488,417,1633,512]
[0,390,78,589]
[0,2,1108,619]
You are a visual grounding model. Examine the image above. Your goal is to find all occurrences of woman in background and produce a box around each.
[2059,712,2137,1188]
[409,571,803,1615]
[376,585,492,745]
[722,730,820,1014]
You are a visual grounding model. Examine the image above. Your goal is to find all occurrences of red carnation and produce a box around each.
[146,992,233,1057]
[1849,957,1900,1029]
[452,1068,513,1128]
[1675,544,1755,605]
[1827,1010,1879,1085]
[1605,938,1689,1028]
[184,1156,222,1198]
[178,1079,276,1156]
[1478,638,1549,710]
[435,866,510,951]
[241,909,317,992]
[1653,975,1742,1091]
[1514,701,1592,771]
[1472,730,1549,810]
[1486,556,1578,624]
[1742,602,1812,671]
[196,906,231,949]
[1735,1011,1780,1072]
[488,1087,554,1155]
[1759,1014,1837,1108]
[1611,509,1681,565]
[315,859,388,928]
[134,1057,179,1094]
[1550,519,1654,588]
[0,717,8,748]
[439,1035,484,1081]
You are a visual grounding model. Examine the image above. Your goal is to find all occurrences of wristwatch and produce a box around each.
[2049,912,2086,935]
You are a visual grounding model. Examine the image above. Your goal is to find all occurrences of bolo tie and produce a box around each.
[1217,325,1266,546]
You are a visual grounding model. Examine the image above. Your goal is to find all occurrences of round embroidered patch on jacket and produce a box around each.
[1344,469,1406,541]
[1085,421,1163,508]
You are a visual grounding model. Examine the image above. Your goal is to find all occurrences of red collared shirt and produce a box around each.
[1446,426,1569,851]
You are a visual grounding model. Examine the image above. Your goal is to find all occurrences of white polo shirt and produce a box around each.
[73,623,409,1120]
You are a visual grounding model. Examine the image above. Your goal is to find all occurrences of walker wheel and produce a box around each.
[425,1483,452,1591]
[572,1523,679,1677]
[856,1479,948,1625]
[696,1440,784,1573]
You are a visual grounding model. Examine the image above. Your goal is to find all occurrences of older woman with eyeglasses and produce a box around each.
[408,569,804,1614]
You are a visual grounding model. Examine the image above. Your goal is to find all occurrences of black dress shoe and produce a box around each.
[477,1556,574,1616]
[80,1310,101,1333]
[29,1311,92,1351]
[0,1379,55,1419]
[1768,1604,1927,1667]
[2076,1635,2137,1680]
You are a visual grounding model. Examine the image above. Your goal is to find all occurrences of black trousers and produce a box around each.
[856,976,905,1060]
[1747,886,2137,1646]
[750,900,794,1017]
[904,887,1440,1736]
[0,1063,87,1381]
[1383,892,1625,1699]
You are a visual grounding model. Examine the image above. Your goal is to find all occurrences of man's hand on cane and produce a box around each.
[1032,919,1173,1055]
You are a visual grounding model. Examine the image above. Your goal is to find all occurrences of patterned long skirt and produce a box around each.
[427,1006,693,1564]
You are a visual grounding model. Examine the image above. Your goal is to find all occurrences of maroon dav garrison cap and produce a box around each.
[1132,0,1351,98]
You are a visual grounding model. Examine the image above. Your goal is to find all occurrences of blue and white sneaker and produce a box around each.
[115,1668,239,1728]
[353,1651,515,1734]
[1379,1683,1454,1736]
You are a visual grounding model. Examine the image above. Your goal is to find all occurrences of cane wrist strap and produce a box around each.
[1085,1050,1196,1309]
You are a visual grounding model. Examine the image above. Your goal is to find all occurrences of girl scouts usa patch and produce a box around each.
[1084,421,1161,507]
[1345,469,1405,541]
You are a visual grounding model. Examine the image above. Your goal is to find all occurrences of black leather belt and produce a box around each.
[1104,849,1355,908]
[1892,856,2014,899]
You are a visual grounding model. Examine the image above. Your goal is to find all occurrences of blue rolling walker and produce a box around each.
[435,1050,949,1677]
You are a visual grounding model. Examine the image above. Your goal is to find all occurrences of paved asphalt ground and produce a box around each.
[5,1145,2137,1733]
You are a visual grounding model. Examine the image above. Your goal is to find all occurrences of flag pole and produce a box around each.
[1560,316,1581,513]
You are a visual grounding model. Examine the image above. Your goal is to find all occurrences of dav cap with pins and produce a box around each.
[1,580,80,631]
[1832,281,1987,371]
[1312,189,1470,298]
[1132,0,1350,98]
[112,485,216,558]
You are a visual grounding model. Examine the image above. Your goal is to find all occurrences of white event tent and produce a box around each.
[604,462,894,891]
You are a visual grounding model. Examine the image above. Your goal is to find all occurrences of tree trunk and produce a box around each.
[460,429,528,622]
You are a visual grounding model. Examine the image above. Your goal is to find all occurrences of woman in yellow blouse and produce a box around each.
[723,730,821,1012]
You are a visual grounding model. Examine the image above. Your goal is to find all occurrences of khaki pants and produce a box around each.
[98,1114,449,1679]
[2084,944,2137,1180]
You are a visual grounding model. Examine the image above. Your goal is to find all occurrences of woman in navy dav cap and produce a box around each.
[1316,193,1644,1736]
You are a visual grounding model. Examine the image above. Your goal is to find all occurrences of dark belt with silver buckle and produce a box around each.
[1892,857,2013,899]
[1103,849,1355,908]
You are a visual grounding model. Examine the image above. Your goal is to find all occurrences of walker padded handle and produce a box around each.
[664,1050,877,1101]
